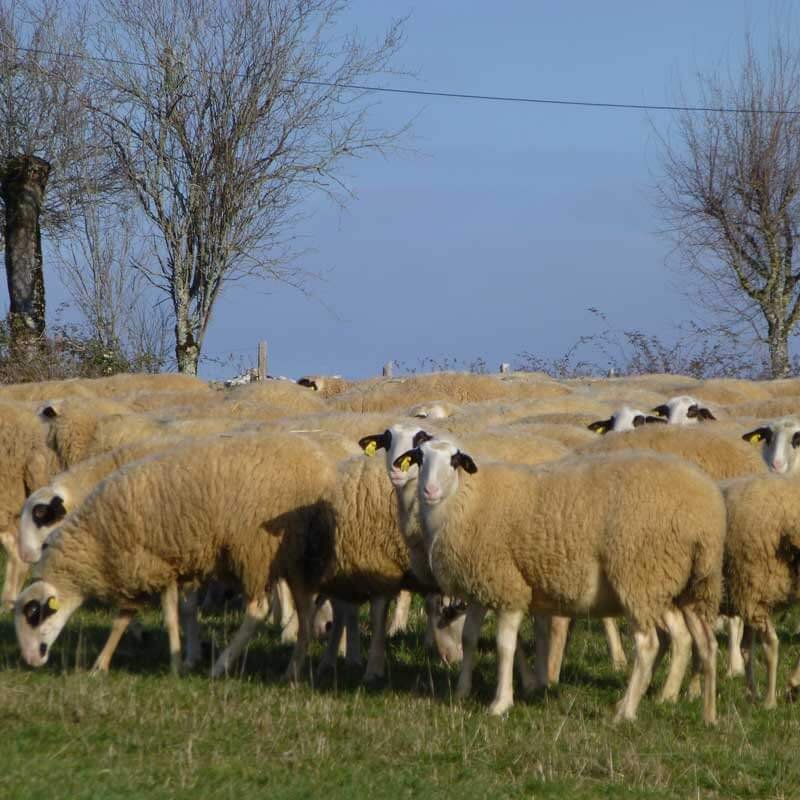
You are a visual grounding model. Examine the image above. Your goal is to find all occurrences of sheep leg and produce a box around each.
[532,615,551,689]
[180,588,202,670]
[683,607,718,725]
[388,590,412,637]
[741,623,759,701]
[276,579,299,644]
[657,608,692,703]
[284,584,314,684]
[423,594,441,653]
[364,595,391,684]
[0,529,28,610]
[726,615,745,678]
[547,616,572,684]
[455,602,487,699]
[316,598,354,678]
[603,617,628,673]
[434,603,465,665]
[211,595,271,679]
[613,623,659,723]
[343,601,361,665]
[762,618,779,710]
[90,610,137,674]
[161,582,182,675]
[488,608,523,716]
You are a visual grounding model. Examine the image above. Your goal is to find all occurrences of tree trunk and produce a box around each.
[768,322,791,378]
[174,312,199,375]
[0,155,50,354]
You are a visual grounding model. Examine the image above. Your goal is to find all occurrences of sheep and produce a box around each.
[721,473,800,708]
[651,395,716,425]
[222,379,328,416]
[297,375,352,398]
[15,431,336,680]
[395,441,723,723]
[407,401,460,420]
[587,406,667,434]
[741,417,800,474]
[331,372,571,414]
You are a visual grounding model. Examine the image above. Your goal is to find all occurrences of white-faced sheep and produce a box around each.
[15,432,336,680]
[297,375,352,398]
[394,440,724,723]
[651,396,717,425]
[742,417,800,475]
[587,406,667,434]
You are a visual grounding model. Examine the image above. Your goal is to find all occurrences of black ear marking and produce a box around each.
[32,495,67,528]
[358,430,392,454]
[297,378,318,390]
[743,427,771,444]
[632,415,646,428]
[451,451,478,474]
[412,430,434,448]
[393,447,422,471]
[644,416,667,425]
[588,417,613,434]
[697,407,716,421]
[652,405,669,418]
[792,432,800,449]
[39,405,58,419]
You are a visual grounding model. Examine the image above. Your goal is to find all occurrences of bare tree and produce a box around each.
[657,35,800,378]
[0,1,105,352]
[92,0,406,374]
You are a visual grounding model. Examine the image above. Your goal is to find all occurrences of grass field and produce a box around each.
[3,590,800,800]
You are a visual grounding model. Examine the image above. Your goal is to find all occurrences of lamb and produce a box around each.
[651,396,716,425]
[721,473,800,708]
[15,431,336,680]
[587,406,667,434]
[395,440,723,723]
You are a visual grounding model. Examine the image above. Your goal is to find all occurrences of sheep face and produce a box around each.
[409,403,449,420]
[397,440,477,506]
[743,416,800,474]
[588,406,667,434]
[15,581,81,667]
[651,395,716,425]
[359,424,433,489]
[19,487,69,564]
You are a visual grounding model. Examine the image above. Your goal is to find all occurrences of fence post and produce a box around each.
[258,341,268,381]
[382,361,393,378]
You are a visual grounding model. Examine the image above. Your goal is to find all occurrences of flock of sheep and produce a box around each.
[3,368,800,726]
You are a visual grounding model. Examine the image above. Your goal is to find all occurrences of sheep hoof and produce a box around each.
[764,696,777,711]
[726,665,745,678]
[363,672,386,691]
[488,697,513,716]
[612,659,628,673]
[686,675,702,700]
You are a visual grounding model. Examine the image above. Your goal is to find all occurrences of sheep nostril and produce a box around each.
[39,643,47,658]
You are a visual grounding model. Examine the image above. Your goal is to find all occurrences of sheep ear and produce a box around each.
[588,417,613,434]
[393,448,422,472]
[451,451,478,474]
[358,431,391,456]
[651,405,669,418]
[412,430,433,447]
[697,407,716,421]
[743,427,769,443]
[297,378,318,390]
[632,415,646,428]
[644,416,667,425]
[38,404,59,419]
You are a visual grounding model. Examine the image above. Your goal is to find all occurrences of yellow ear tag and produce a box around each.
[595,426,607,435]
[399,456,412,472]
[364,441,377,457]
[47,597,59,611]
[745,433,762,443]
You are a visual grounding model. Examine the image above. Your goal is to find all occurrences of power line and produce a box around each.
[8,43,800,116]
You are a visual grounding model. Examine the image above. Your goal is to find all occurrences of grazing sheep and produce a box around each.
[587,406,667,434]
[397,441,723,723]
[15,432,336,680]
[297,375,352,398]
[722,473,800,708]
[651,396,716,425]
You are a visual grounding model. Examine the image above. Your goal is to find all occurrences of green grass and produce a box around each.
[3,595,800,800]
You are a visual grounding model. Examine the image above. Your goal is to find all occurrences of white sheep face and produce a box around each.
[18,487,69,564]
[588,406,666,434]
[15,581,80,667]
[359,424,433,489]
[414,440,477,506]
[652,395,715,425]
[743,417,800,474]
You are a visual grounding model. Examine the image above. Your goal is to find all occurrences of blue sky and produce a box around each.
[38,2,789,378]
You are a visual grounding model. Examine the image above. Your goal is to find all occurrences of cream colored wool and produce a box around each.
[120,390,223,414]
[565,374,698,395]
[685,379,772,406]
[727,398,800,420]
[23,432,337,675]
[575,425,767,479]
[420,448,724,721]
[0,378,95,401]
[330,372,571,414]
[0,401,60,607]
[459,430,569,466]
[501,421,596,448]
[297,375,353,399]
[222,380,327,415]
[264,411,403,440]
[722,474,800,707]
[407,400,461,419]
[763,378,800,398]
